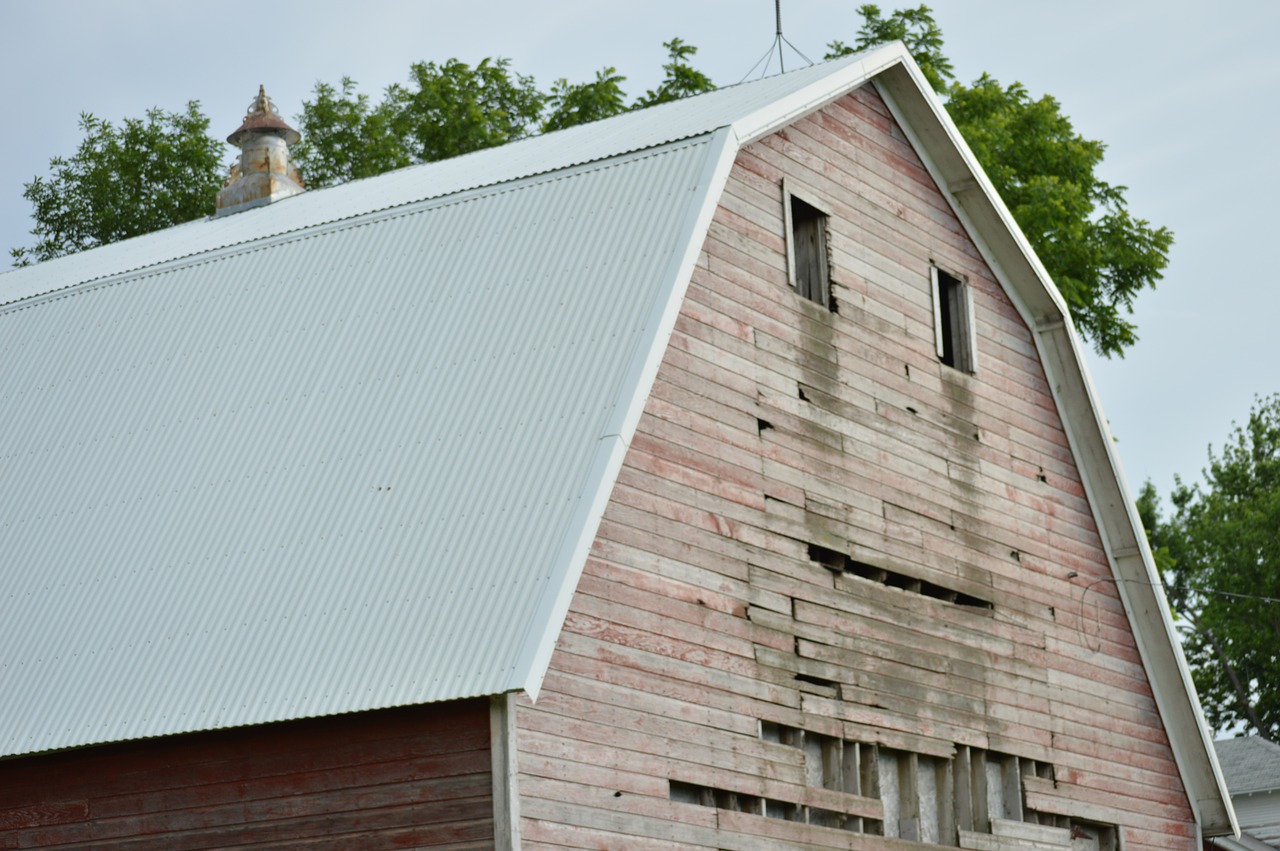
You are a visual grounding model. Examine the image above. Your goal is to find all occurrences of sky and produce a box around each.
[1,0,1276,509]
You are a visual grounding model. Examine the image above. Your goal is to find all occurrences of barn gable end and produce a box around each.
[518,84,1198,850]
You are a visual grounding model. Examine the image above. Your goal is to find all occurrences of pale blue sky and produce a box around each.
[2,0,1276,507]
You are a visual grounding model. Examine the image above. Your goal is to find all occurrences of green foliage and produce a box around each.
[843,4,1172,357]
[295,58,546,188]
[945,78,1173,357]
[390,58,546,163]
[292,77,410,189]
[1143,396,1280,741]
[11,103,225,265]
[13,42,715,265]
[544,67,628,133]
[633,39,716,109]
[825,4,953,93]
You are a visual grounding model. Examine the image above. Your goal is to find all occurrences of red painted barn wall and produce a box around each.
[515,85,1197,849]
[0,700,493,849]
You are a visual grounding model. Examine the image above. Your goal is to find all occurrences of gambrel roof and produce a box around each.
[0,43,1234,835]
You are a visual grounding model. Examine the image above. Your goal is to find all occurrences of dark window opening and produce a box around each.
[790,195,831,308]
[932,266,975,372]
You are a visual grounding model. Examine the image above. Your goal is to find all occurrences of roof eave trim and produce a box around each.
[871,56,1238,837]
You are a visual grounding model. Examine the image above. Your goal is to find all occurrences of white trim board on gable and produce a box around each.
[0,42,1234,839]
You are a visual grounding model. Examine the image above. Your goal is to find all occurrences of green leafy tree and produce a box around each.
[634,38,716,108]
[828,3,953,93]
[1140,396,1280,741]
[292,77,410,189]
[544,68,628,133]
[11,103,225,265]
[832,5,1173,357]
[389,57,545,163]
[12,43,716,265]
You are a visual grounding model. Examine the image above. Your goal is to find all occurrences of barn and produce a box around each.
[0,43,1235,849]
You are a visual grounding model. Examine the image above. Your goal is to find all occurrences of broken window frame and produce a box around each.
[931,264,977,373]
[783,180,833,309]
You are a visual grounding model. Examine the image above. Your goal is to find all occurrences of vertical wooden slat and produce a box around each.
[954,745,974,834]
[491,693,521,851]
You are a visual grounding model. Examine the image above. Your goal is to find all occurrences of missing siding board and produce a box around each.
[784,183,832,309]
[670,782,763,816]
[931,265,976,373]
[754,724,884,834]
[669,780,833,826]
[795,672,839,690]
[806,543,992,611]
[807,543,845,573]
[753,723,1087,844]
[1070,820,1120,851]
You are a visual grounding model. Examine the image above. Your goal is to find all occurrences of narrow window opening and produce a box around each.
[931,266,976,373]
[788,194,831,308]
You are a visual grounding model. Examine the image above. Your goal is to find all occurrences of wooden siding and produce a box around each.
[1232,791,1280,847]
[0,700,493,849]
[516,85,1196,849]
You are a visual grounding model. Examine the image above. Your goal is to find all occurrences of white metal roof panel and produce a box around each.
[0,132,728,757]
[0,50,892,309]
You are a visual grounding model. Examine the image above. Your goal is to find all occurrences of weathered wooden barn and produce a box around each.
[0,44,1237,849]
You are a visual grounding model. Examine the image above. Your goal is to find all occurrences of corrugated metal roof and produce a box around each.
[0,132,730,757]
[0,49,892,308]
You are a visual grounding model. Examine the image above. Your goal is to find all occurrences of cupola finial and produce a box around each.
[215,84,305,216]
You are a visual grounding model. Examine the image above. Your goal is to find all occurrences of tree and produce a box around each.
[294,58,547,191]
[12,42,716,265]
[389,57,546,164]
[827,3,952,93]
[831,5,1173,358]
[1140,396,1280,741]
[293,42,714,186]
[291,77,410,189]
[544,68,628,133]
[11,103,225,265]
[633,38,716,109]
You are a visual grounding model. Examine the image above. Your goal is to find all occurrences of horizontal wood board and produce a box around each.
[0,700,494,849]
[517,85,1195,850]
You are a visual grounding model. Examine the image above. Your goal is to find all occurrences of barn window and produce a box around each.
[785,186,831,308]
[931,265,976,373]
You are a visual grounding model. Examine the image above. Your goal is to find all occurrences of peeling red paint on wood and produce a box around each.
[0,700,493,849]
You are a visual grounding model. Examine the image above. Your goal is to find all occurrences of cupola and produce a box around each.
[215,85,305,216]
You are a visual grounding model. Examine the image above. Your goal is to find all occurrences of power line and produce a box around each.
[1069,572,1280,605]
